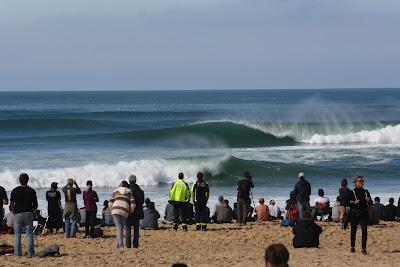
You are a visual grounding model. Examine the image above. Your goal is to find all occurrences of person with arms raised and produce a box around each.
[236,171,254,226]
[10,173,38,257]
[62,178,81,238]
[45,182,63,234]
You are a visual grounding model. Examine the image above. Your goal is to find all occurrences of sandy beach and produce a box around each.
[1,220,400,267]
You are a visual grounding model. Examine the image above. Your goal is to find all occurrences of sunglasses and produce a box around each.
[357,179,364,183]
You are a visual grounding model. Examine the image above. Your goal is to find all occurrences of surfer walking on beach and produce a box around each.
[236,171,254,226]
[169,172,191,231]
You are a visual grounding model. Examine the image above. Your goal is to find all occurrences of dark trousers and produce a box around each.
[237,198,250,224]
[194,202,208,225]
[126,220,140,247]
[85,210,97,237]
[350,212,368,250]
[173,202,188,227]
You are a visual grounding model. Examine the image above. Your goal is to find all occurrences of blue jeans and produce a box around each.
[297,201,310,219]
[113,214,127,248]
[65,218,77,237]
[14,212,35,257]
[126,220,140,248]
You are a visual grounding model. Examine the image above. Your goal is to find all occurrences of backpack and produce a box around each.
[93,228,104,238]
[287,204,299,221]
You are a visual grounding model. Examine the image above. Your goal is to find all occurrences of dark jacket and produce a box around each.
[128,184,144,223]
[293,179,311,202]
[339,187,351,206]
[293,219,322,248]
[384,204,397,221]
[140,208,160,229]
[348,188,372,221]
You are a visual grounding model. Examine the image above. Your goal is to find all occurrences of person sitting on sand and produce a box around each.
[255,197,270,222]
[102,200,114,226]
[383,197,397,221]
[265,243,289,267]
[164,202,175,223]
[285,191,299,223]
[109,181,136,249]
[45,182,63,234]
[62,178,81,238]
[140,201,160,230]
[331,196,341,223]
[268,200,282,220]
[213,195,224,221]
[292,211,322,248]
[370,197,384,225]
[214,199,233,223]
[314,189,331,221]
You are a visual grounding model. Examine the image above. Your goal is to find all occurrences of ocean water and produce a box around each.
[1,89,400,215]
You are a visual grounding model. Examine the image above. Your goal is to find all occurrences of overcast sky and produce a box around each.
[0,0,399,91]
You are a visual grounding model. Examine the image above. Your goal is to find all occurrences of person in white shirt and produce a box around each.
[314,189,331,220]
[268,199,282,220]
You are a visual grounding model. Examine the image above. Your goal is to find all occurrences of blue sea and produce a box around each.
[1,89,400,215]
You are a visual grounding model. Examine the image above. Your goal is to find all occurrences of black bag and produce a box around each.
[93,228,104,238]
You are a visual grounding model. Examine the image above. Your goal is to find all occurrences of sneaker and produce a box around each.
[133,243,139,249]
[350,247,355,253]
[361,249,367,255]
[196,225,201,231]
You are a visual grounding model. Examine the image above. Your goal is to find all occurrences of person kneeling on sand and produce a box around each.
[265,243,289,267]
[292,211,322,248]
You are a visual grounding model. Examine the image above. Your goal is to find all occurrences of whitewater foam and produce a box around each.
[303,124,400,144]
[0,156,228,190]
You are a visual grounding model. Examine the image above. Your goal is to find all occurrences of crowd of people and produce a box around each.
[1,171,400,259]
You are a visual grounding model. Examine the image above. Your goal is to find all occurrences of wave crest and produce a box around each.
[303,124,400,144]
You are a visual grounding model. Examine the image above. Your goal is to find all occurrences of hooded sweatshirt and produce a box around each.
[109,187,136,218]
[293,219,322,248]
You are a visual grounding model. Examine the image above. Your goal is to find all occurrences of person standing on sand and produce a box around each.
[348,176,372,255]
[109,181,135,249]
[126,174,145,248]
[169,172,191,231]
[293,172,311,220]
[46,182,63,234]
[83,180,99,238]
[10,173,38,257]
[265,243,289,267]
[192,172,209,231]
[62,178,81,238]
[236,171,254,226]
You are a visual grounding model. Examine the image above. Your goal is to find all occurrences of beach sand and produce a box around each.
[1,221,400,267]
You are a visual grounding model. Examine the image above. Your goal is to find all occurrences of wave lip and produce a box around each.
[126,121,297,148]
[303,124,400,145]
